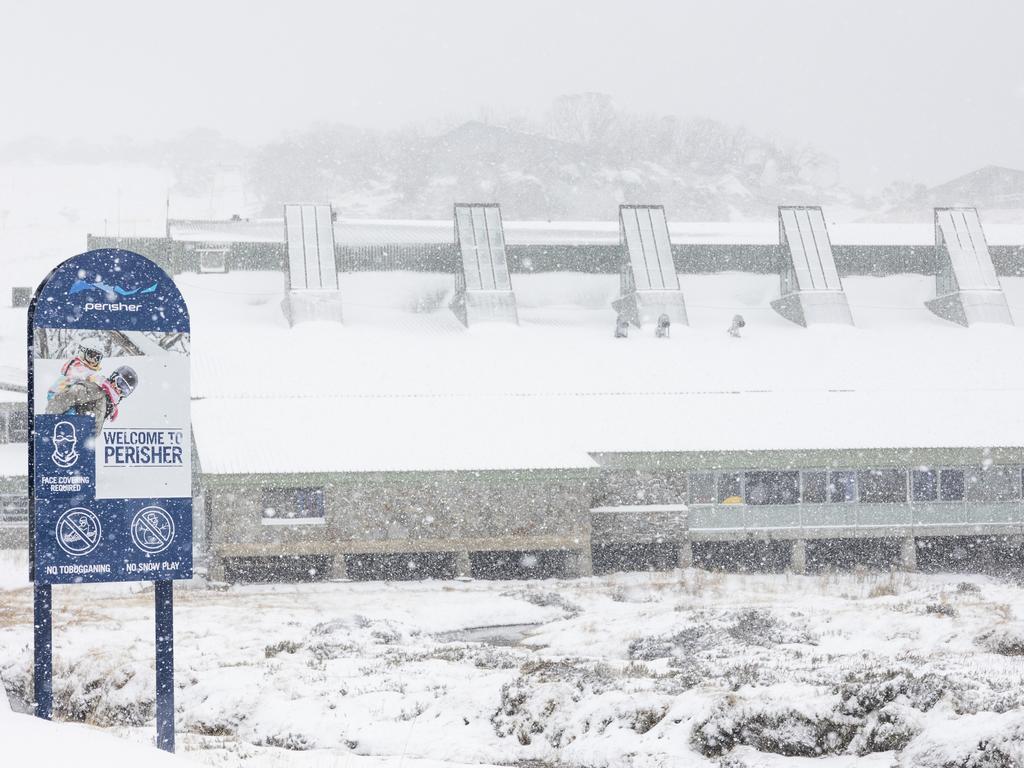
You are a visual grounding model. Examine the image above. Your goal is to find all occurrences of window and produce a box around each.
[966,466,1021,502]
[717,472,743,504]
[940,469,965,501]
[857,469,907,503]
[0,494,28,525]
[688,472,715,504]
[745,471,799,505]
[801,471,827,504]
[198,246,229,274]
[261,488,325,524]
[828,471,857,503]
[912,469,938,502]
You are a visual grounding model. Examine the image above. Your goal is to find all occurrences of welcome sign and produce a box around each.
[29,249,192,584]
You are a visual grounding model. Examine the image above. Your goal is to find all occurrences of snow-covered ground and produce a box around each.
[2,548,1024,768]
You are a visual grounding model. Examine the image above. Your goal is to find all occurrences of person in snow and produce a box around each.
[47,336,106,401]
[655,313,671,338]
[45,365,138,435]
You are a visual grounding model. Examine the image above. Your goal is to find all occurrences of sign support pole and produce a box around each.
[33,583,52,720]
[155,579,175,752]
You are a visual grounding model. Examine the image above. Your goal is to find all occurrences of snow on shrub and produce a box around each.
[490,658,678,759]
[836,667,946,717]
[690,686,859,758]
[976,623,1024,656]
[897,709,1024,767]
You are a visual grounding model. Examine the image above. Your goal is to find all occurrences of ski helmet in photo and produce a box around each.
[109,365,138,398]
[78,335,106,370]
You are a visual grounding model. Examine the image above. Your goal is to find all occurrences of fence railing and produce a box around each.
[688,501,1023,534]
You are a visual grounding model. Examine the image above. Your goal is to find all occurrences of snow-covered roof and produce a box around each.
[182,270,1024,475]
[0,443,27,477]
[168,217,1024,248]
[0,366,27,403]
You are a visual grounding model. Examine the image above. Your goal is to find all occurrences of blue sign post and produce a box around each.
[28,249,192,753]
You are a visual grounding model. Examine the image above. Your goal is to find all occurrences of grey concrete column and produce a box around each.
[206,557,225,583]
[566,547,593,578]
[790,539,807,575]
[899,537,917,571]
[677,539,694,569]
[328,554,349,580]
[454,550,473,579]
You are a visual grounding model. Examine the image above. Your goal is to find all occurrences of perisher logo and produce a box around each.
[69,278,158,313]
[69,279,158,298]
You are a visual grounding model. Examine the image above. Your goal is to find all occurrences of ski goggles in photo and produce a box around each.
[110,371,135,398]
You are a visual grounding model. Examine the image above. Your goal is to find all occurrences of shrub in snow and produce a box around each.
[255,730,316,750]
[50,661,153,727]
[837,668,946,717]
[925,602,958,618]
[897,710,1024,767]
[976,623,1024,656]
[491,658,675,752]
[516,589,583,618]
[691,699,859,758]
[726,609,813,647]
[264,639,302,658]
[849,703,925,754]
[628,622,724,662]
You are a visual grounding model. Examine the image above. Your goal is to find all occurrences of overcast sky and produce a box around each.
[2,0,1022,191]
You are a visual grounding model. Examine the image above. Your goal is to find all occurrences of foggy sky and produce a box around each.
[2,0,1022,191]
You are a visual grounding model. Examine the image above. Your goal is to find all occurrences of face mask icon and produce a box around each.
[51,420,79,468]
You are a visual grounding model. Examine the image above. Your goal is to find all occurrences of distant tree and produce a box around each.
[545,93,618,147]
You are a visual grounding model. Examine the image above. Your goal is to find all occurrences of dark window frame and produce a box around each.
[940,469,965,502]
[857,468,907,504]
[717,472,743,504]
[260,487,326,523]
[912,469,938,502]
[744,470,800,506]
[828,470,858,504]
[800,471,828,504]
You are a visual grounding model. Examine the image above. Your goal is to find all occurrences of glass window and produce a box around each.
[717,472,743,504]
[828,471,857,503]
[261,488,325,523]
[912,469,938,502]
[745,471,799,505]
[801,471,827,504]
[966,466,1021,502]
[688,472,715,504]
[0,494,29,524]
[940,469,965,501]
[857,469,907,503]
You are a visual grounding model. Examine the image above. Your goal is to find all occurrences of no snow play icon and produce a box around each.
[131,506,176,554]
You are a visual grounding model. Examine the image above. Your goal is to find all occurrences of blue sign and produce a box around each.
[29,249,192,585]
[30,248,190,750]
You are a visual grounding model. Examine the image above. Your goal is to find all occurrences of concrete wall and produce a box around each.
[206,470,593,564]
[96,234,1024,280]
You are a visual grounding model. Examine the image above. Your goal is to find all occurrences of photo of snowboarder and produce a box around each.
[45,364,138,435]
[33,326,191,501]
[46,334,106,402]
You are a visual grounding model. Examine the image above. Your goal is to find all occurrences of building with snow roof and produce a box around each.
[10,207,1023,580]
[0,366,27,548]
